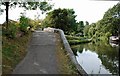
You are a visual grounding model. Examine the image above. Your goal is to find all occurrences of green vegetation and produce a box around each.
[3,22,19,39]
[83,3,120,42]
[2,16,40,74]
[2,31,32,74]
[66,35,91,45]
[42,2,119,44]
[19,16,30,33]
[55,33,78,74]
[42,8,76,34]
[68,39,91,45]
[2,16,41,39]
[1,1,119,74]
[0,1,53,27]
[66,35,87,40]
[41,8,86,35]
[71,42,119,74]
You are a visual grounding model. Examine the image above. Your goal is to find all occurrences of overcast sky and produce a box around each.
[0,0,119,24]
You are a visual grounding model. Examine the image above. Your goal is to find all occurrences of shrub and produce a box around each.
[3,23,18,39]
[19,16,29,34]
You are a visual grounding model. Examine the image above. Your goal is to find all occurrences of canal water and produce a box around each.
[71,42,119,74]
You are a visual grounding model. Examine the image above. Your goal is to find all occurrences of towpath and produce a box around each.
[13,30,58,74]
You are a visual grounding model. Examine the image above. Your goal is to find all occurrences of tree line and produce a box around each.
[41,8,87,35]
[83,2,120,41]
[41,2,120,42]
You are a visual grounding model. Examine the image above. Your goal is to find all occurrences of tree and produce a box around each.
[76,21,84,34]
[83,21,90,36]
[0,1,53,28]
[103,2,120,36]
[85,21,89,26]
[88,23,96,38]
[86,2,120,41]
[42,8,77,34]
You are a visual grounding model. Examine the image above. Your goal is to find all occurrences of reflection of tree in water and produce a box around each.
[83,42,119,74]
[71,48,77,56]
[71,44,84,56]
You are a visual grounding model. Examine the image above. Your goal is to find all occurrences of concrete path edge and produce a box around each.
[54,29,88,76]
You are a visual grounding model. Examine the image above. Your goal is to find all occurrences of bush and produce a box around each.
[19,16,29,34]
[3,23,18,39]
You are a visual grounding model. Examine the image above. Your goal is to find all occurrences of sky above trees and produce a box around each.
[0,0,119,24]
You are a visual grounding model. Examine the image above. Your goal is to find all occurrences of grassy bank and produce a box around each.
[2,31,32,74]
[55,33,78,74]
[66,35,91,45]
[68,39,91,45]
[65,35,87,40]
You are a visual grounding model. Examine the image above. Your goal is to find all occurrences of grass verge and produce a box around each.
[55,33,79,74]
[65,35,87,40]
[68,39,91,45]
[2,31,32,74]
[66,35,91,45]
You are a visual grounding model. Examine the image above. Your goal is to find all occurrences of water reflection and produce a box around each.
[71,42,119,74]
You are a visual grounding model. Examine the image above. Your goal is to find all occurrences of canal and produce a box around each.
[71,42,119,74]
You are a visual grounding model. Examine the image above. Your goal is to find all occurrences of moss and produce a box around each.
[55,33,78,74]
[2,32,32,74]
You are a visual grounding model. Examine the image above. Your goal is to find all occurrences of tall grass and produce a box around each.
[2,31,32,74]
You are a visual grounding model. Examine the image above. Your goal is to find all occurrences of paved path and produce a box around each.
[13,31,58,74]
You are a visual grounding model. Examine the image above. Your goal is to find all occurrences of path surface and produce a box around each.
[13,31,58,74]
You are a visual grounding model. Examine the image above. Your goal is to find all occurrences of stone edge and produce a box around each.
[54,29,88,76]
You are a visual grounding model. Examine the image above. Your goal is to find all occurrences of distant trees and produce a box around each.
[83,2,120,41]
[41,8,77,34]
[42,8,88,35]
[83,21,90,36]
[76,21,84,34]
[102,2,120,36]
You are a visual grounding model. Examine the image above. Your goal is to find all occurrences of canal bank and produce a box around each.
[54,29,87,75]
[71,41,119,75]
[54,29,119,75]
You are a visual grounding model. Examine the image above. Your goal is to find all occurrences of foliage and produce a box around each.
[76,21,84,34]
[71,42,119,74]
[66,35,91,45]
[0,1,53,14]
[83,24,90,36]
[68,39,91,45]
[0,1,53,28]
[42,8,87,35]
[83,2,120,41]
[88,23,96,38]
[2,15,41,39]
[2,22,19,39]
[2,32,32,74]
[65,35,86,40]
[41,8,77,34]
[19,16,30,33]
[28,19,42,30]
